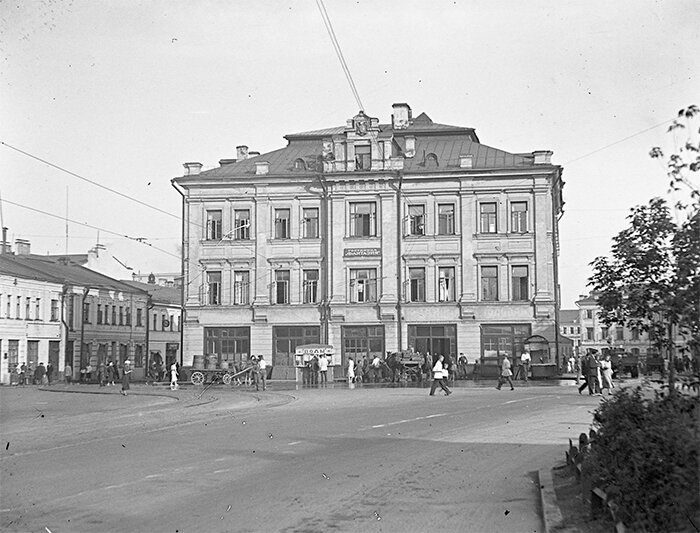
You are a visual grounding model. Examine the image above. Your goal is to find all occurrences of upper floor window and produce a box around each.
[480,266,498,301]
[480,203,497,233]
[511,266,529,301]
[631,328,640,341]
[585,309,594,319]
[111,306,116,325]
[206,271,222,305]
[615,328,624,341]
[136,308,143,327]
[303,269,319,304]
[125,307,132,326]
[408,268,426,302]
[206,210,222,241]
[510,202,528,233]
[438,267,455,302]
[586,327,594,341]
[83,301,91,323]
[25,297,30,320]
[303,208,319,239]
[354,145,371,170]
[104,305,110,325]
[16,296,20,319]
[233,271,250,305]
[50,299,59,322]
[349,202,376,237]
[350,268,377,303]
[274,270,290,304]
[438,204,455,235]
[293,158,306,171]
[97,304,103,325]
[6,295,11,318]
[275,208,290,239]
[119,306,124,325]
[35,298,40,320]
[234,210,250,240]
[408,205,425,236]
[425,153,439,168]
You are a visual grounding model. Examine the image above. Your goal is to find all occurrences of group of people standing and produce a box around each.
[10,362,54,386]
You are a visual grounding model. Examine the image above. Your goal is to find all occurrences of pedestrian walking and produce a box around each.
[496,356,514,391]
[318,353,328,385]
[46,362,54,385]
[370,354,382,383]
[97,363,106,387]
[106,361,116,386]
[64,364,72,384]
[347,357,355,384]
[429,355,452,396]
[257,355,267,391]
[34,363,46,385]
[170,361,179,390]
[458,353,468,380]
[120,359,132,395]
[586,351,601,395]
[600,354,614,395]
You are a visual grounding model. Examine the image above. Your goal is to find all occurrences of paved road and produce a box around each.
[0,381,603,532]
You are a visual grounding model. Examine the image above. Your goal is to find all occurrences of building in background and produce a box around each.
[172,103,564,379]
[123,279,182,375]
[0,240,149,382]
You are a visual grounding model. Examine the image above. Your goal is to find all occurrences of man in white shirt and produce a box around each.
[520,350,531,382]
[370,355,382,383]
[318,354,329,385]
[257,355,267,391]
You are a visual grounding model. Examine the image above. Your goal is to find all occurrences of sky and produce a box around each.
[1,0,698,308]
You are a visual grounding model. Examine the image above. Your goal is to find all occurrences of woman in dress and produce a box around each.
[120,359,132,395]
[170,362,179,390]
[600,354,614,395]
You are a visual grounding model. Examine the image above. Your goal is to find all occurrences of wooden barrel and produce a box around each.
[192,355,205,369]
[205,355,218,369]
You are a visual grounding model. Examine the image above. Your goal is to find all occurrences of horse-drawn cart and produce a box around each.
[386,350,428,382]
[189,365,252,386]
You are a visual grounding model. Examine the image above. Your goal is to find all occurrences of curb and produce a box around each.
[538,467,565,533]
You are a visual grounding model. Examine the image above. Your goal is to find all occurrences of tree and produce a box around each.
[589,106,700,392]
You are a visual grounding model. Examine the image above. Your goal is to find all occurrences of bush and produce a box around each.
[582,387,699,532]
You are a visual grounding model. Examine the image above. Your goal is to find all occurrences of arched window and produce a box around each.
[425,153,439,168]
[293,158,306,171]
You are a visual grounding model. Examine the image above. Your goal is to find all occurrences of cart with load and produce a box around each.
[188,355,254,386]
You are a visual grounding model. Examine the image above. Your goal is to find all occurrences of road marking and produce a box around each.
[370,412,448,429]
[503,396,539,405]
[288,441,302,445]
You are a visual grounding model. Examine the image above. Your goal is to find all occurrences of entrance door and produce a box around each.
[27,340,39,368]
[341,326,385,378]
[49,341,60,371]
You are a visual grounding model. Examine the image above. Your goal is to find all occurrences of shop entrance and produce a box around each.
[341,326,384,378]
[408,324,457,364]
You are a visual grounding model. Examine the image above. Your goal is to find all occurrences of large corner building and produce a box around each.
[173,103,564,379]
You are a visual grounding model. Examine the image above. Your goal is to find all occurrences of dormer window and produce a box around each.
[293,158,306,171]
[426,153,439,168]
[355,145,371,170]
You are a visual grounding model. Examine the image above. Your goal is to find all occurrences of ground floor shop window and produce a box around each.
[134,344,144,367]
[205,327,250,368]
[481,324,531,371]
[408,324,457,361]
[341,325,384,377]
[273,326,320,368]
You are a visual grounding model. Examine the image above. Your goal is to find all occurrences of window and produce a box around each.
[350,268,377,303]
[408,205,425,236]
[207,271,222,305]
[97,304,103,325]
[481,324,532,362]
[303,270,319,304]
[6,295,11,318]
[25,297,30,320]
[134,344,144,367]
[119,306,124,325]
[601,327,609,340]
[586,327,594,341]
[111,306,116,325]
[50,299,59,321]
[585,310,593,319]
[153,312,158,331]
[294,158,306,171]
[511,266,529,301]
[206,210,222,240]
[438,204,455,235]
[354,145,371,170]
[480,266,498,301]
[274,208,290,239]
[234,209,250,240]
[425,153,439,168]
[438,267,455,302]
[480,203,497,233]
[125,307,132,326]
[169,315,174,331]
[616,328,624,341]
[409,268,426,302]
[162,314,168,331]
[349,202,377,237]
[35,298,40,320]
[233,271,250,305]
[16,296,20,318]
[511,202,528,233]
[631,327,640,341]
[303,208,319,239]
[136,308,143,327]
[275,270,290,304]
[83,301,91,323]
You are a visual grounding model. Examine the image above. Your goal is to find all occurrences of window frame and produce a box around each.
[207,271,222,306]
[511,265,529,301]
[408,267,426,302]
[479,202,498,234]
[303,269,319,304]
[274,270,290,304]
[510,201,528,233]
[302,207,319,239]
[274,208,291,239]
[480,265,499,301]
[350,268,378,303]
[354,144,371,170]
[407,205,425,236]
[437,203,455,235]
[438,266,455,302]
[206,209,223,241]
[234,209,251,240]
[349,202,377,238]
[233,270,250,305]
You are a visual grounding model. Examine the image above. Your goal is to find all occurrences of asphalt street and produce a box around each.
[0,380,603,533]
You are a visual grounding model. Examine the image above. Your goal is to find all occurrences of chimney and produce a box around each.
[255,161,270,175]
[15,238,31,255]
[183,162,203,176]
[236,145,249,160]
[392,103,412,130]
[404,136,416,158]
[219,158,237,166]
[459,154,474,168]
[533,150,553,165]
[1,227,7,255]
[248,151,260,158]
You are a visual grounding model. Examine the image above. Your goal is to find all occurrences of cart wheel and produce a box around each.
[190,371,205,385]
[222,373,232,385]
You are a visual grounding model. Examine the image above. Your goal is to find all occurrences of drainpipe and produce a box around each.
[396,170,404,352]
[551,170,563,371]
[145,295,153,373]
[318,173,330,344]
[60,285,69,376]
[79,287,91,371]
